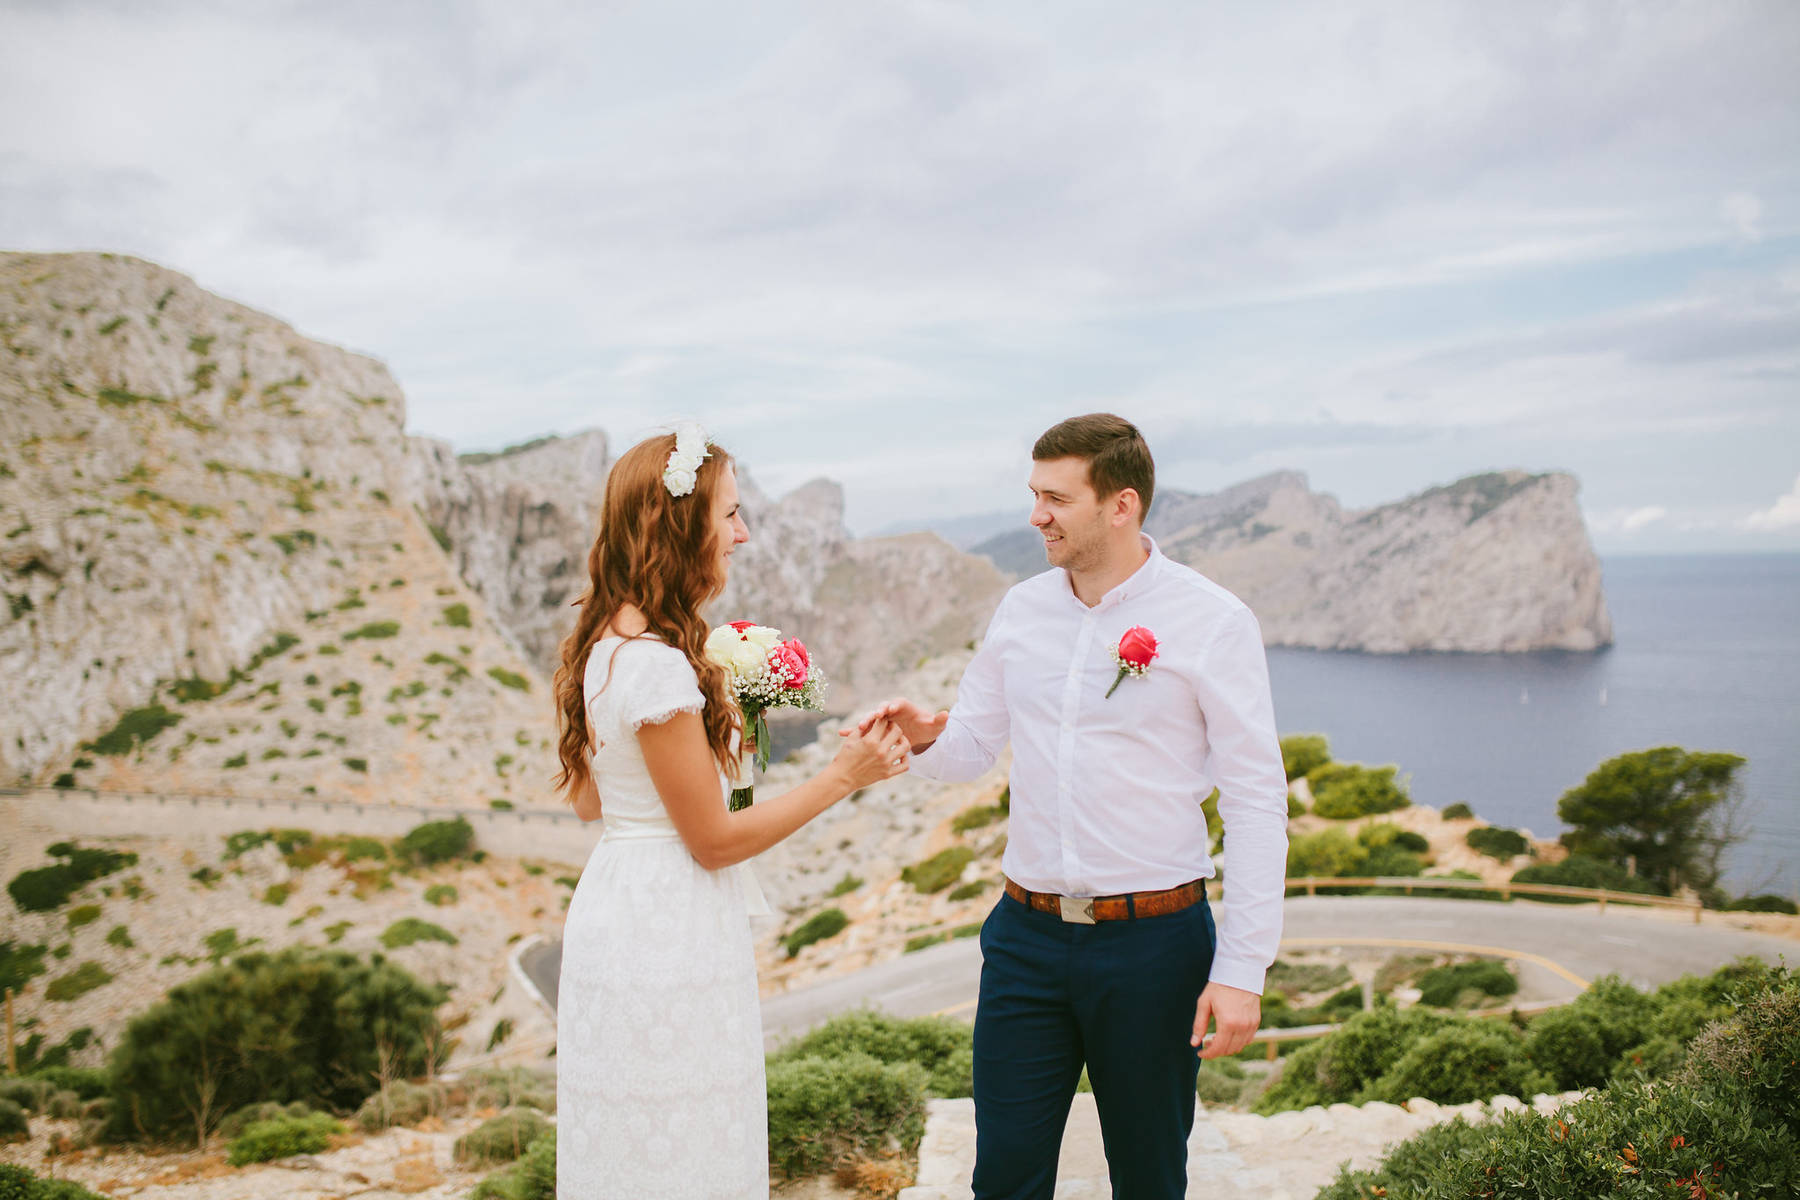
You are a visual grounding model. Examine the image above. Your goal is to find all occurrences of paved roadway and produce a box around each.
[521,896,1797,1049]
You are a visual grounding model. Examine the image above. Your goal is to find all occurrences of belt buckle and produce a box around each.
[1057,895,1096,925]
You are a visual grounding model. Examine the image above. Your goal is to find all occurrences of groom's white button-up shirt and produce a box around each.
[910,534,1289,995]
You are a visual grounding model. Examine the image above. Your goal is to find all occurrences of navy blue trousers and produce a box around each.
[971,889,1216,1200]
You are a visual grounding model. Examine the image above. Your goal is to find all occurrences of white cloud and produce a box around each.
[1589,506,1669,535]
[1744,475,1800,530]
[1721,191,1764,242]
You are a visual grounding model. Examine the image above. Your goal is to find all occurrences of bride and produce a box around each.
[550,425,910,1198]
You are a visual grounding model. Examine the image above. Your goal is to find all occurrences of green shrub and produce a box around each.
[216,1099,314,1141]
[0,1163,107,1198]
[1279,733,1331,780]
[1511,855,1663,899]
[1256,1004,1454,1113]
[28,1066,108,1101]
[380,918,458,949]
[486,666,530,691]
[1360,843,1426,879]
[105,925,133,949]
[455,1109,553,1165]
[44,961,113,1002]
[1365,1023,1551,1105]
[1286,792,1306,818]
[8,845,138,912]
[827,873,863,897]
[471,1127,556,1200]
[783,908,849,958]
[1285,829,1366,878]
[342,836,388,862]
[1307,762,1410,819]
[770,1010,974,1098]
[343,621,400,641]
[951,804,1003,833]
[65,904,102,930]
[947,879,989,901]
[424,884,458,906]
[226,1111,343,1165]
[0,1079,50,1112]
[105,946,447,1144]
[766,1053,928,1177]
[397,817,474,865]
[83,705,182,756]
[442,603,472,628]
[0,1098,27,1141]
[1466,825,1531,859]
[1415,960,1516,1008]
[1266,959,1353,997]
[902,846,975,894]
[464,1067,555,1113]
[1441,801,1474,820]
[0,940,48,993]
[1195,1057,1249,1106]
[905,933,948,953]
[1724,892,1799,914]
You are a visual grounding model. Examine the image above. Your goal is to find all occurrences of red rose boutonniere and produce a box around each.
[1105,626,1158,699]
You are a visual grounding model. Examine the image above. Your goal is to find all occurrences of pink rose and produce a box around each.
[771,641,809,688]
[1117,626,1158,669]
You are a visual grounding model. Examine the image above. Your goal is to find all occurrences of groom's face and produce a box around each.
[1028,457,1109,571]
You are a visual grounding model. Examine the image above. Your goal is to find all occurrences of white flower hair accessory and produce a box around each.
[662,422,711,497]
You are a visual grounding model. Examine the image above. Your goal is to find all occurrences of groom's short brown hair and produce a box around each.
[1032,413,1155,521]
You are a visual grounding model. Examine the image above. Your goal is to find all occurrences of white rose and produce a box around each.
[663,466,697,496]
[703,626,740,667]
[730,639,769,676]
[744,625,781,652]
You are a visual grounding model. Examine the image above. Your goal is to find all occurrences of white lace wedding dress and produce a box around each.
[557,635,768,1199]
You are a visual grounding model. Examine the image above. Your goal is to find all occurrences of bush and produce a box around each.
[1307,762,1410,819]
[1196,1057,1249,1106]
[783,908,849,958]
[1724,892,1798,914]
[472,1128,556,1200]
[226,1111,343,1165]
[1365,1023,1551,1105]
[0,1098,26,1142]
[343,621,400,641]
[1511,854,1663,899]
[1440,801,1474,820]
[1522,1005,1611,1089]
[902,846,975,894]
[951,804,1003,833]
[342,836,388,862]
[396,817,474,865]
[216,1099,314,1141]
[455,1109,553,1165]
[8,845,138,913]
[1415,960,1516,1008]
[423,884,457,906]
[0,940,48,993]
[83,705,182,757]
[766,1053,928,1177]
[486,666,530,691]
[0,1163,117,1199]
[355,1080,448,1130]
[1255,1004,1455,1112]
[65,904,101,930]
[44,961,113,1002]
[464,1067,555,1113]
[771,1009,974,1099]
[106,946,447,1144]
[443,603,472,628]
[828,873,863,897]
[26,1067,108,1101]
[1285,829,1366,879]
[1279,733,1331,780]
[1465,825,1530,859]
[380,918,458,949]
[947,879,989,901]
[1286,792,1306,818]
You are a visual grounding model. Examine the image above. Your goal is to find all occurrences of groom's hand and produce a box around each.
[841,698,948,754]
[1192,981,1260,1060]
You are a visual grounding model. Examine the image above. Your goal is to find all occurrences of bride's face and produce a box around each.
[708,463,750,581]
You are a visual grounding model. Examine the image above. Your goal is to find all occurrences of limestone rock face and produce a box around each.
[0,252,554,800]
[975,470,1612,653]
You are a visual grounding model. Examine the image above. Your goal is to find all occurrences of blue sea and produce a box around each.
[1265,554,1800,897]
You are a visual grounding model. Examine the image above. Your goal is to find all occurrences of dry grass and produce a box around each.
[835,1154,917,1199]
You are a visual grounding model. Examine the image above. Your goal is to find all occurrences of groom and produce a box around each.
[857,414,1289,1199]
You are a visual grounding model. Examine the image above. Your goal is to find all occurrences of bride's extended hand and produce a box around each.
[831,718,912,791]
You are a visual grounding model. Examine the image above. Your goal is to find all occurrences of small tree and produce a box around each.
[1557,747,1746,893]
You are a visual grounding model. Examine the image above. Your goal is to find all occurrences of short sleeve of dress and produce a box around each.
[615,640,706,731]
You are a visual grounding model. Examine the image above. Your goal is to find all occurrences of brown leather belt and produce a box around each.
[1003,876,1206,924]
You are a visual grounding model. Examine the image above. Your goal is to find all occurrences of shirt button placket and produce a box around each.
[1058,611,1095,891]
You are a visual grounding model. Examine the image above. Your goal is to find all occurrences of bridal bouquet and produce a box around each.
[703,620,827,811]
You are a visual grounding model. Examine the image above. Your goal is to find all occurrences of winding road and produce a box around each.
[522,896,1796,1050]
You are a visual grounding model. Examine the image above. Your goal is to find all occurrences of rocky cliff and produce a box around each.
[0,252,556,798]
[975,469,1612,653]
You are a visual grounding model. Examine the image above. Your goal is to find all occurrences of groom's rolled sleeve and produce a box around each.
[1193,605,1289,996]
[910,597,1012,784]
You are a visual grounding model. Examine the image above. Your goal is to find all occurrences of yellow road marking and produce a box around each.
[1280,936,1590,990]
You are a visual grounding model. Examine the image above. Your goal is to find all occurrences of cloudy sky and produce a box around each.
[4,0,1797,548]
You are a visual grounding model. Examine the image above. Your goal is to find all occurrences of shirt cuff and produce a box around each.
[1205,952,1267,996]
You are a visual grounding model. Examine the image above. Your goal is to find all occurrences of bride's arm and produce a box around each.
[639,713,910,870]
[569,770,604,822]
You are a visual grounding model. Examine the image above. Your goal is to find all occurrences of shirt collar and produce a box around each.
[1066,532,1163,611]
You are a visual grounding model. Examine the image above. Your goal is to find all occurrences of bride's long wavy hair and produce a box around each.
[552,433,742,799]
